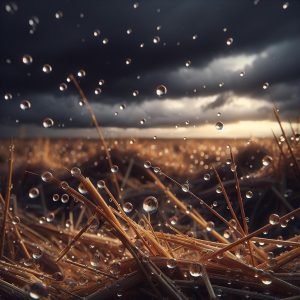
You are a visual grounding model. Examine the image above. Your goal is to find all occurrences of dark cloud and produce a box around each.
[0,0,300,133]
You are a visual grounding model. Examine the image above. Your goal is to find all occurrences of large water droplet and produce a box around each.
[22,54,33,65]
[20,100,31,110]
[156,85,167,96]
[29,187,39,199]
[143,196,158,213]
[42,118,54,128]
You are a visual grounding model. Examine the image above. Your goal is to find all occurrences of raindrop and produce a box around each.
[20,100,31,110]
[166,258,177,269]
[93,29,100,37]
[246,191,253,199]
[182,183,189,192]
[262,155,273,167]
[71,167,81,177]
[216,186,222,194]
[269,214,280,225]
[144,161,151,168]
[206,221,215,232]
[61,194,69,204]
[55,11,63,19]
[102,38,109,44]
[12,216,20,225]
[77,69,86,77]
[153,36,160,44]
[42,64,52,73]
[41,171,53,182]
[261,275,272,285]
[95,88,102,95]
[29,187,39,199]
[282,2,289,10]
[262,82,269,90]
[99,79,105,86]
[42,118,54,128]
[32,247,43,260]
[22,55,33,65]
[156,85,167,96]
[189,263,202,277]
[133,90,139,96]
[4,93,12,100]
[120,104,126,110]
[204,173,210,181]
[97,180,105,189]
[111,165,119,173]
[123,202,133,213]
[215,121,224,131]
[226,37,233,46]
[125,58,131,65]
[59,83,67,91]
[185,60,191,67]
[29,282,48,299]
[143,196,158,213]
[46,212,55,222]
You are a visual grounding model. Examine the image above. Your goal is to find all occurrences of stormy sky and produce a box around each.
[0,0,300,138]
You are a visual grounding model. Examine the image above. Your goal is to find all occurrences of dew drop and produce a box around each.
[4,93,12,100]
[206,221,215,232]
[123,202,133,213]
[42,118,54,128]
[156,84,167,96]
[111,165,119,173]
[55,11,63,19]
[262,82,269,90]
[93,29,100,37]
[282,2,289,10]
[153,36,160,44]
[226,37,233,46]
[61,194,69,204]
[189,263,202,277]
[144,161,151,168]
[71,167,81,177]
[166,258,177,269]
[77,69,86,77]
[59,83,67,91]
[215,121,224,131]
[12,216,20,225]
[42,64,52,73]
[262,155,273,167]
[29,187,39,199]
[182,183,189,192]
[269,214,280,225]
[143,196,158,213]
[29,282,48,299]
[41,171,53,182]
[22,54,33,65]
[245,191,253,199]
[204,173,210,181]
[20,100,31,110]
[97,180,106,189]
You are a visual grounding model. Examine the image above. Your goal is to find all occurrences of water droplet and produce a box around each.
[166,258,177,269]
[97,180,106,189]
[29,187,39,199]
[282,2,289,10]
[153,36,160,44]
[20,100,31,110]
[246,191,253,199]
[153,167,161,174]
[71,167,81,177]
[119,104,126,110]
[192,34,197,40]
[42,118,54,128]
[22,54,33,65]
[140,118,146,125]
[46,212,55,222]
[125,58,132,65]
[102,38,109,44]
[42,64,52,73]
[29,282,48,299]
[59,83,67,91]
[182,183,189,192]
[217,112,221,117]
[55,11,63,19]
[77,69,86,77]
[5,2,18,14]
[269,214,280,225]
[143,196,158,213]
[204,173,210,181]
[133,90,139,96]
[262,82,269,90]
[240,71,245,77]
[99,79,105,86]
[32,247,43,259]
[61,194,69,204]
[216,186,222,194]
[156,85,167,96]
[126,28,132,35]
[133,2,139,9]
[261,275,272,285]
[226,37,233,46]
[4,93,12,100]
[206,221,215,232]
[144,161,151,168]
[262,155,273,167]
[93,29,100,37]
[189,263,202,277]
[12,216,20,225]
[111,165,119,173]
[185,60,191,67]
[65,219,72,228]
[41,171,53,182]
[123,202,133,213]
[215,121,224,130]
